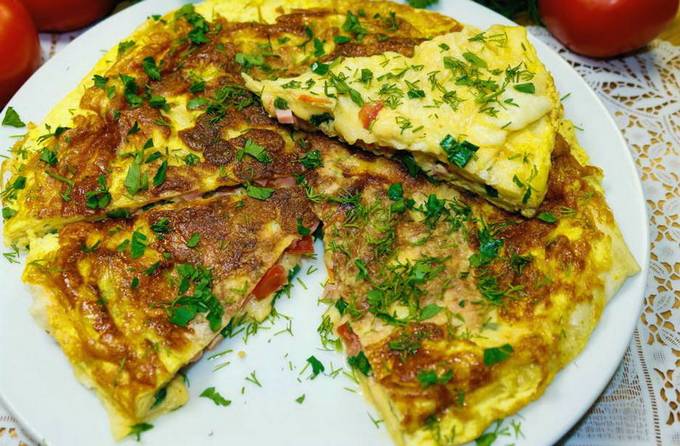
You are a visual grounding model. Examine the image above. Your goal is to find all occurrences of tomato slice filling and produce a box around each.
[252,264,287,300]
[285,235,314,254]
[358,101,384,129]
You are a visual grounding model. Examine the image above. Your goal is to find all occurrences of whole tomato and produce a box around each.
[20,0,115,32]
[539,0,679,58]
[0,0,40,107]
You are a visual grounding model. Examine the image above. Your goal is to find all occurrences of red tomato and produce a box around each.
[285,235,315,255]
[337,322,361,357]
[252,264,287,300]
[539,0,679,57]
[19,0,115,32]
[0,0,40,107]
[358,101,384,129]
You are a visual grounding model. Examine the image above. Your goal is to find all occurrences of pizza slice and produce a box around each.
[23,185,318,439]
[301,120,637,445]
[245,23,561,217]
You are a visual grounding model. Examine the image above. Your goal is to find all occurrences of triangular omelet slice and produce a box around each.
[303,120,637,445]
[23,186,317,439]
[244,24,561,217]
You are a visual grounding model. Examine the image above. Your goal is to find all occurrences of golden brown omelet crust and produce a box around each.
[23,186,317,431]
[304,129,634,444]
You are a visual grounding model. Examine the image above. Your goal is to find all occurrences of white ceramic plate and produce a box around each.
[0,1,649,445]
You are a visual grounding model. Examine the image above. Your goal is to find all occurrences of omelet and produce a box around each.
[24,185,317,438]
[0,0,639,443]
[303,119,637,445]
[245,24,560,216]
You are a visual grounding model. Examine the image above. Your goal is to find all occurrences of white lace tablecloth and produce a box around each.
[1,19,678,446]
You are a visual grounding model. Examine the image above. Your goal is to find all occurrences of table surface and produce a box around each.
[0,3,679,446]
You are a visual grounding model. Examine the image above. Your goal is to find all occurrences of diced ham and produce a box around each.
[275,108,295,124]
[337,322,362,357]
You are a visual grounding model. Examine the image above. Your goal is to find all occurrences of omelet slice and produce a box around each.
[23,186,317,439]
[1,4,306,248]
[244,24,561,216]
[303,119,637,445]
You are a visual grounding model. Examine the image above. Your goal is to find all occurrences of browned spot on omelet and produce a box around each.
[150,187,316,280]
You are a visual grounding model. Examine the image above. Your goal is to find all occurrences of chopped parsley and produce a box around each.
[235,52,265,70]
[175,4,210,45]
[186,232,201,248]
[128,422,153,441]
[119,74,142,108]
[273,97,289,110]
[417,369,452,388]
[469,223,503,267]
[148,94,168,110]
[39,147,58,166]
[306,355,325,378]
[117,40,136,56]
[130,230,147,259]
[359,68,373,84]
[189,79,206,93]
[347,351,372,376]
[342,11,367,40]
[295,394,306,404]
[124,150,148,195]
[246,184,274,200]
[514,82,535,94]
[184,153,200,165]
[309,113,333,127]
[168,263,224,331]
[2,207,17,220]
[142,56,161,81]
[537,211,557,223]
[440,135,479,168]
[2,107,25,127]
[237,139,271,163]
[200,387,231,406]
[297,217,311,236]
[328,72,364,106]
[299,150,322,169]
[406,0,438,8]
[92,75,108,89]
[151,217,171,234]
[419,303,443,320]
[483,344,513,366]
[152,160,167,187]
[311,61,329,75]
[313,38,325,57]
[85,175,112,210]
